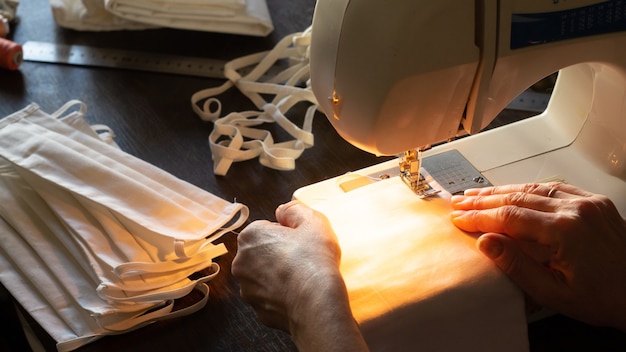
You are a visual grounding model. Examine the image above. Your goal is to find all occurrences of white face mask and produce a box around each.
[0,101,248,351]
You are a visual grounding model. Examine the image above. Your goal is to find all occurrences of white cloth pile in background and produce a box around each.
[0,0,19,21]
[50,0,273,36]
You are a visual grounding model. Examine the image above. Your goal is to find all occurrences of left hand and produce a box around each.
[231,200,342,330]
[231,200,368,351]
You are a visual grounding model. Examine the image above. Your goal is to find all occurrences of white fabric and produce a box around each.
[104,0,272,36]
[50,0,272,35]
[0,101,248,351]
[50,0,155,31]
[191,26,317,175]
[302,177,529,352]
[0,0,19,21]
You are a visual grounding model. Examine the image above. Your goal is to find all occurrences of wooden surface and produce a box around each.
[1,1,625,351]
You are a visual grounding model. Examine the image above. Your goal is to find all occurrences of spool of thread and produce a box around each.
[0,37,22,70]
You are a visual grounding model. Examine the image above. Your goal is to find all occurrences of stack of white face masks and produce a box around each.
[50,0,273,36]
[0,101,248,351]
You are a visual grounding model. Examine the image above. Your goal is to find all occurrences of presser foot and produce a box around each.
[399,172,440,198]
[399,149,440,198]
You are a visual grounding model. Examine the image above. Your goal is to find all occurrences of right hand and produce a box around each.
[450,182,626,331]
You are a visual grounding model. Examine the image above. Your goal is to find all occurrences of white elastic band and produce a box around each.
[50,100,87,119]
[191,26,318,175]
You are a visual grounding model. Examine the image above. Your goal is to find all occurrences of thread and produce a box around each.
[0,37,22,70]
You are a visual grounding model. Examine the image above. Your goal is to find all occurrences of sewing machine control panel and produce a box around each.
[511,1,626,49]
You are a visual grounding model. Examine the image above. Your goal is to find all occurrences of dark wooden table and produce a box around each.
[1,1,625,351]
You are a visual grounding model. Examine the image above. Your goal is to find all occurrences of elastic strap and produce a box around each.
[114,243,227,278]
[191,26,318,175]
[96,282,211,331]
[51,99,119,147]
[99,263,220,303]
[50,100,87,119]
[173,203,249,258]
[90,124,119,147]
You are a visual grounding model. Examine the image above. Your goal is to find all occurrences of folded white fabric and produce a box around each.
[104,0,272,36]
[50,0,273,35]
[0,101,248,351]
[299,176,530,352]
[50,0,156,31]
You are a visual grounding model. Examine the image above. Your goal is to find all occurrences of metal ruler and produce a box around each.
[22,41,228,78]
[22,41,551,111]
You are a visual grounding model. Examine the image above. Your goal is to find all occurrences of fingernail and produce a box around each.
[450,195,464,204]
[477,236,503,259]
[450,210,466,219]
[450,196,472,208]
[464,188,480,196]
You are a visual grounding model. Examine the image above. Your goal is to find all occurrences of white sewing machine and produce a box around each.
[295,0,626,215]
[293,1,626,350]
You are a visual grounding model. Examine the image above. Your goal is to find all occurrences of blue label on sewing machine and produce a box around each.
[511,0,626,49]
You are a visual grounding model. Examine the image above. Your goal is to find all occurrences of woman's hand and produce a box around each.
[232,200,368,352]
[451,182,626,331]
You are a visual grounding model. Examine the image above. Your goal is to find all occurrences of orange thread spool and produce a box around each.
[0,37,22,70]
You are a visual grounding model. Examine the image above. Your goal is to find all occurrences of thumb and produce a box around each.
[275,200,310,229]
[476,233,562,304]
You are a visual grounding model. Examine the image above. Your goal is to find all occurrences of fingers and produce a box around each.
[235,201,315,243]
[276,200,333,232]
[275,200,312,228]
[235,219,277,248]
[275,200,299,223]
[450,182,582,242]
[476,233,567,308]
[463,182,593,198]
[451,206,553,242]
[451,191,557,212]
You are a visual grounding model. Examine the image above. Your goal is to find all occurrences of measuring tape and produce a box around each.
[22,41,228,78]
